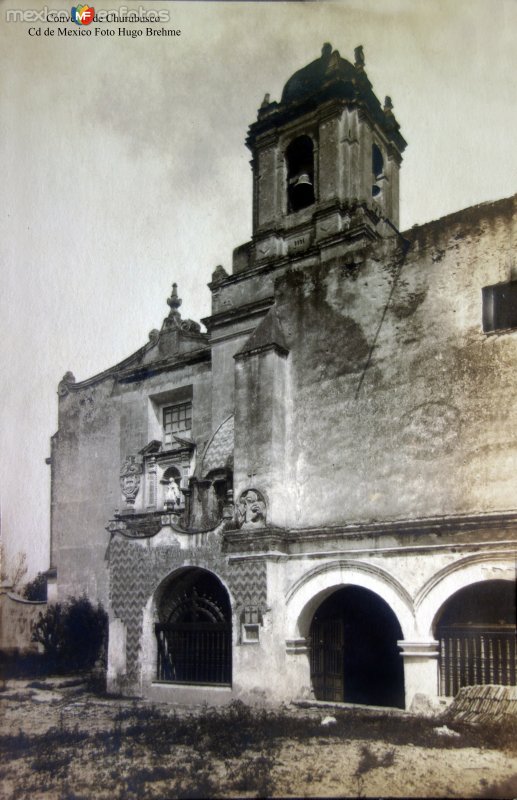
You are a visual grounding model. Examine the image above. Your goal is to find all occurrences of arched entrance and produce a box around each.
[435,580,516,696]
[309,586,405,708]
[155,568,232,685]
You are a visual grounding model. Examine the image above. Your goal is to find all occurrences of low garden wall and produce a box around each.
[0,583,46,654]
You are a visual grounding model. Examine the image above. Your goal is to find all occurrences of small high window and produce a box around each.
[372,144,384,198]
[286,135,315,213]
[163,401,192,447]
[482,280,517,333]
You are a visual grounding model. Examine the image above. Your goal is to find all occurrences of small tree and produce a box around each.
[32,596,108,674]
[0,545,28,592]
[23,572,48,601]
[32,603,65,671]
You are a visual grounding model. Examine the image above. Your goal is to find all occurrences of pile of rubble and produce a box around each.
[447,684,517,723]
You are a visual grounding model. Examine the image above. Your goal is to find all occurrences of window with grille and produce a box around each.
[163,402,192,447]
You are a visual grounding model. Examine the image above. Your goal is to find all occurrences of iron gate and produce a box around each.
[439,624,517,696]
[155,582,231,685]
[155,622,231,684]
[310,618,345,701]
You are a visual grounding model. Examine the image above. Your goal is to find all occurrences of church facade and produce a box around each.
[48,44,517,709]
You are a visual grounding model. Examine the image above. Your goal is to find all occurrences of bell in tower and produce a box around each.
[286,135,315,212]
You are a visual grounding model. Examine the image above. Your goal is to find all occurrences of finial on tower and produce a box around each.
[167,282,182,314]
[321,42,332,59]
[354,45,365,70]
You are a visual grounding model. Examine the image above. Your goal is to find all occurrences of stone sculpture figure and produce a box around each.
[165,478,182,508]
[238,489,267,530]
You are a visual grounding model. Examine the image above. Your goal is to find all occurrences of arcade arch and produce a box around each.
[434,579,516,696]
[286,561,413,708]
[154,567,232,685]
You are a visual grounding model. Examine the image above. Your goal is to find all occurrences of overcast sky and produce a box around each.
[1,0,516,581]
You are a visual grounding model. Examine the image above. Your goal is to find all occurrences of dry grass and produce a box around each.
[1,683,517,799]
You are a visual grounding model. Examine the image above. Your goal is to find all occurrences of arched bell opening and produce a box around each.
[434,579,516,697]
[372,143,384,198]
[309,585,405,708]
[286,135,315,212]
[155,568,232,685]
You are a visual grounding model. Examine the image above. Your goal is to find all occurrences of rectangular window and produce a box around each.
[242,624,260,644]
[482,280,517,333]
[163,402,192,447]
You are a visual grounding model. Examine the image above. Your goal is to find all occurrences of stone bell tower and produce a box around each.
[246,43,407,266]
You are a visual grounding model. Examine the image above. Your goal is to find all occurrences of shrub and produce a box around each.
[23,572,48,602]
[32,603,65,670]
[32,596,108,674]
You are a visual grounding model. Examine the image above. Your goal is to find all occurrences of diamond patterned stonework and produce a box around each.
[202,415,234,475]
[108,531,268,679]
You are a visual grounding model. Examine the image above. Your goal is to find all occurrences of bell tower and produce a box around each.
[245,43,407,266]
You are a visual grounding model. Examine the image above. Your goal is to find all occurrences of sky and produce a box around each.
[1,0,516,581]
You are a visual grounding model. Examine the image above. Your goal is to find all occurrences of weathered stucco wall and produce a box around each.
[271,197,517,528]
[51,377,120,606]
[51,358,213,608]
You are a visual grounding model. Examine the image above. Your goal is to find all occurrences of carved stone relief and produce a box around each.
[237,489,267,530]
[120,456,142,506]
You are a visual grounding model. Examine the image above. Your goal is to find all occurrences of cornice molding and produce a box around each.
[202,296,275,331]
[116,348,211,384]
[222,511,517,554]
[105,509,517,556]
[288,510,517,542]
[247,83,406,154]
[234,342,289,361]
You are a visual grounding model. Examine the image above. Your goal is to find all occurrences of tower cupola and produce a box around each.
[246,43,407,266]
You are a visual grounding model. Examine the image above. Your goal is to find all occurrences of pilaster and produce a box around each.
[398,639,440,709]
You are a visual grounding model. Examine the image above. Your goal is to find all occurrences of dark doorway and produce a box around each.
[309,586,405,708]
[155,569,232,685]
[435,580,516,696]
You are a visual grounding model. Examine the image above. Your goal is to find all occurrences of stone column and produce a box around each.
[398,639,440,710]
[357,111,373,204]
[107,617,127,693]
[318,111,341,204]
[234,333,290,529]
[284,638,314,701]
[256,135,279,231]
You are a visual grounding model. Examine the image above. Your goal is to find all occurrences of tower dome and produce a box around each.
[281,42,360,105]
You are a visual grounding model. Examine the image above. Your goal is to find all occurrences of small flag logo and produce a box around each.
[71,5,94,25]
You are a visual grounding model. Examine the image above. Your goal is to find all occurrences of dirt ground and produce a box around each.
[1,678,516,799]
